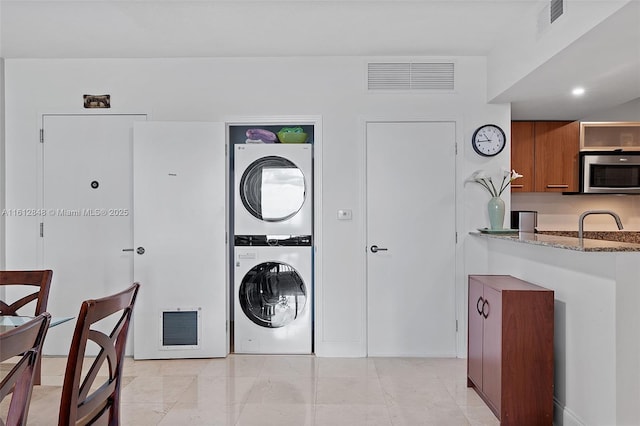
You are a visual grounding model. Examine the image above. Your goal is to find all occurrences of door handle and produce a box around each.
[370,245,388,253]
[122,247,145,255]
[482,300,490,319]
[476,297,484,316]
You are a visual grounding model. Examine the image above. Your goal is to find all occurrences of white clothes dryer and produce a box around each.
[234,238,312,354]
[234,144,312,236]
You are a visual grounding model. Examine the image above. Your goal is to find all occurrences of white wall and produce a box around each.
[487,0,631,101]
[1,57,5,270]
[581,97,640,122]
[4,56,510,357]
[512,193,640,231]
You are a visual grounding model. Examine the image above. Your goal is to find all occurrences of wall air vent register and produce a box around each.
[160,308,201,350]
[367,62,455,91]
[538,0,565,35]
[550,0,564,23]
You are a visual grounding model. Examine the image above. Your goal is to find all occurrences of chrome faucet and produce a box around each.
[578,210,623,239]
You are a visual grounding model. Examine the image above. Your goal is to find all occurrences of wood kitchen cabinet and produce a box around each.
[511,121,579,192]
[468,275,554,425]
[510,122,535,192]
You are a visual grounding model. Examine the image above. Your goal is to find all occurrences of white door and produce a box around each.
[132,122,227,359]
[41,113,146,355]
[366,121,457,357]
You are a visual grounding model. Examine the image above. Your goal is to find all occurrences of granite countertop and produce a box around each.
[470,230,640,252]
[537,230,640,244]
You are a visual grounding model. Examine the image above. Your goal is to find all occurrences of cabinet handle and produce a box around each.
[476,297,484,316]
[546,184,569,188]
[511,184,524,188]
[482,300,490,319]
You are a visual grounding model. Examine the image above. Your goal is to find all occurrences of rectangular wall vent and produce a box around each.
[161,309,200,349]
[538,0,564,35]
[368,62,455,91]
[550,0,564,23]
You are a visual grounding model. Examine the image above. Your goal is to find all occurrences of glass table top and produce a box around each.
[0,315,74,334]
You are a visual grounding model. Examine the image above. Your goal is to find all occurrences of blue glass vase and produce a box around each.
[488,196,505,230]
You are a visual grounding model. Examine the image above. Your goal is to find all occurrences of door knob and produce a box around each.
[122,247,145,255]
[136,247,145,255]
[370,245,388,253]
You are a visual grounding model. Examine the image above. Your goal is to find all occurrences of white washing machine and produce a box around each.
[234,238,312,354]
[234,144,312,236]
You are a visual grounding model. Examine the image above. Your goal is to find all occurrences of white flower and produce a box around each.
[466,170,484,182]
[468,169,523,198]
[510,170,523,180]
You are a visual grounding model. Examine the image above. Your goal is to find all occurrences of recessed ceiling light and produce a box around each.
[572,87,585,96]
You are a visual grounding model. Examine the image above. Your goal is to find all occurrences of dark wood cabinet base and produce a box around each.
[468,275,554,425]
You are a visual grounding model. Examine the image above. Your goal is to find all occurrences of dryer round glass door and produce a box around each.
[239,156,306,222]
[238,261,307,328]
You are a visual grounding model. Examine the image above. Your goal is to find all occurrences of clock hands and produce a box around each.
[477,131,494,142]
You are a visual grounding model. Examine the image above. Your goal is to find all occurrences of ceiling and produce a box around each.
[494,0,640,120]
[0,0,638,120]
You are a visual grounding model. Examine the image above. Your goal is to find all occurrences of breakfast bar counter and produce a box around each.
[465,232,640,426]
[470,230,640,252]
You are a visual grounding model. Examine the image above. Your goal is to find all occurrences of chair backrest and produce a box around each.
[58,283,140,426]
[0,270,53,316]
[0,313,51,426]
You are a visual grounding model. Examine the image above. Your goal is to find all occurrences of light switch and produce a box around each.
[337,209,353,220]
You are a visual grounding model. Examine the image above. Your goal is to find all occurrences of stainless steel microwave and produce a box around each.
[581,152,640,193]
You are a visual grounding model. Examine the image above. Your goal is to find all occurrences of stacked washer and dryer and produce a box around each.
[233,143,313,354]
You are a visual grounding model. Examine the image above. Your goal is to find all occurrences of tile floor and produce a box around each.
[6,355,499,426]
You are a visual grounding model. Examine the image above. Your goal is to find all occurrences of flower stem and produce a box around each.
[488,178,498,197]
[498,175,508,196]
[475,179,496,197]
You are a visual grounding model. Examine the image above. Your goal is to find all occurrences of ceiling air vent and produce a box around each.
[538,0,564,35]
[368,62,455,91]
[550,0,564,23]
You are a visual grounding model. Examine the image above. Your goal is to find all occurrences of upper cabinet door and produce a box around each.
[581,122,640,151]
[533,121,580,192]
[511,122,535,192]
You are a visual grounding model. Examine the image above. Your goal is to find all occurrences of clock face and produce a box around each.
[472,124,506,157]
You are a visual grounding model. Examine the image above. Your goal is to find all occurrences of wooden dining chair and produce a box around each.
[0,270,53,317]
[0,313,51,426]
[58,283,140,426]
[0,270,53,386]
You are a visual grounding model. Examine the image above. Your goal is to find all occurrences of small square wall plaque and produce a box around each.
[83,94,110,108]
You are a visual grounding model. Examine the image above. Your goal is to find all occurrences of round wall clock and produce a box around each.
[471,124,506,157]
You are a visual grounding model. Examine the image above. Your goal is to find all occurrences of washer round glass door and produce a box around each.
[239,261,307,328]
[239,156,306,222]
